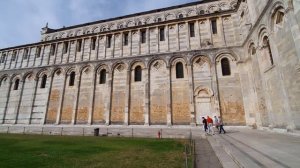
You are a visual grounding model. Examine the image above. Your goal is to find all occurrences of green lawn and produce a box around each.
[0,134,190,168]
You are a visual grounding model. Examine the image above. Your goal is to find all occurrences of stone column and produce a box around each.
[88,71,96,125]
[88,38,92,61]
[187,64,196,126]
[14,50,20,69]
[112,34,115,58]
[186,22,191,50]
[56,73,67,124]
[96,35,100,60]
[166,65,172,126]
[4,51,9,69]
[176,24,180,51]
[221,16,227,47]
[72,71,81,125]
[212,61,221,117]
[1,81,12,124]
[157,27,160,52]
[15,78,25,124]
[40,45,46,66]
[42,74,54,125]
[28,77,39,124]
[166,25,170,52]
[53,43,59,65]
[144,68,150,125]
[106,71,113,125]
[147,28,150,54]
[66,41,71,63]
[124,69,131,125]
[195,20,201,49]
[81,39,85,61]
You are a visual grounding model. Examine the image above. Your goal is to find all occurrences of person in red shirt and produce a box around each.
[207,116,214,135]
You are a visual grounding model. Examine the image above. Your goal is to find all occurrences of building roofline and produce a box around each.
[45,0,218,33]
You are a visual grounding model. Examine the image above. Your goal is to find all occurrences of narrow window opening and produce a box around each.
[134,66,142,82]
[124,33,129,46]
[12,51,17,61]
[40,75,47,89]
[107,35,112,48]
[91,37,97,50]
[157,18,162,22]
[36,47,41,58]
[176,62,184,78]
[141,30,146,43]
[189,22,195,37]
[159,27,165,41]
[221,58,231,76]
[211,19,218,34]
[14,79,20,90]
[23,49,28,59]
[63,42,69,54]
[76,40,82,52]
[50,44,56,56]
[99,69,106,84]
[0,54,5,63]
[178,14,184,19]
[276,11,284,24]
[199,10,205,15]
[69,72,75,86]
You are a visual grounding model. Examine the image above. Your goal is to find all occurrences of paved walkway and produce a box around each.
[206,127,300,168]
[195,138,222,168]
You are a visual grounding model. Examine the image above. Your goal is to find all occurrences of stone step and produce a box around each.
[213,134,290,168]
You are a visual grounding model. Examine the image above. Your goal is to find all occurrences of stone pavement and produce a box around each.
[195,138,222,168]
[206,127,300,168]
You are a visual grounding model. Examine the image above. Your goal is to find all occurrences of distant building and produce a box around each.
[0,0,299,131]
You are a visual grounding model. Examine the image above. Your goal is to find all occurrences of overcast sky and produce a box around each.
[0,0,197,49]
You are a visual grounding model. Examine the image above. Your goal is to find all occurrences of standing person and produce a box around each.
[218,116,226,134]
[207,116,214,135]
[202,117,208,133]
[214,116,219,131]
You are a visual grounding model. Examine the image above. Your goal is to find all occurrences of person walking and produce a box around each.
[202,117,208,133]
[207,116,214,135]
[214,116,219,131]
[218,116,226,134]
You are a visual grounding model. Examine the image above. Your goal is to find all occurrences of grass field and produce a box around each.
[0,134,192,168]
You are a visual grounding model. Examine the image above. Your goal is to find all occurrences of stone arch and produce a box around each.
[65,66,78,75]
[112,61,128,72]
[187,9,197,16]
[257,25,269,42]
[176,11,186,18]
[194,87,213,98]
[191,55,212,66]
[208,4,219,13]
[248,42,257,57]
[147,57,168,69]
[22,71,34,81]
[95,64,110,74]
[269,2,286,31]
[100,25,108,32]
[10,74,22,83]
[75,29,83,36]
[215,50,239,63]
[36,68,49,78]
[126,20,135,27]
[165,13,176,20]
[67,30,74,37]
[79,64,94,74]
[129,60,146,70]
[0,74,8,86]
[50,68,65,77]
[170,56,188,66]
[92,26,100,33]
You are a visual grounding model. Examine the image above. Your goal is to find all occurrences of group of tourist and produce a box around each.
[202,116,226,135]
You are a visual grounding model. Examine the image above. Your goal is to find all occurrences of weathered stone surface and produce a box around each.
[0,0,299,131]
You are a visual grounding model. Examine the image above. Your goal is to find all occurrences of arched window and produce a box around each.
[178,14,184,19]
[176,62,184,78]
[40,75,47,89]
[263,36,274,65]
[134,66,142,82]
[14,79,20,90]
[99,69,106,84]
[69,72,75,86]
[221,58,231,76]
